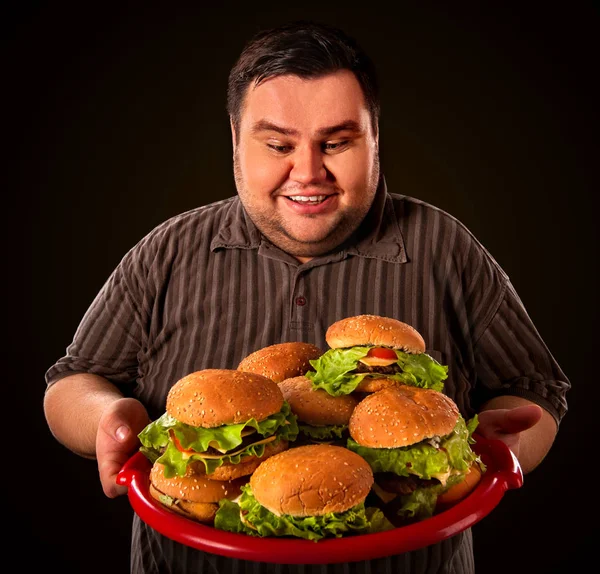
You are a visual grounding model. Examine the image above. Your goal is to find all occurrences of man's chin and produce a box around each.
[250,212,354,257]
[273,230,350,259]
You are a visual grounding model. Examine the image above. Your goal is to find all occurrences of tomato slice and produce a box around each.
[366,347,398,360]
[171,432,198,454]
[436,464,482,507]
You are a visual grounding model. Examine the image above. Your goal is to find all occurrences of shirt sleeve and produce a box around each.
[44,244,148,394]
[472,280,570,425]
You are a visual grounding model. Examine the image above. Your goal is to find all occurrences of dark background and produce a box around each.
[6,3,598,573]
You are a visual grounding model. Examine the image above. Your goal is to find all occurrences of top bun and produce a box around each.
[237,342,323,383]
[349,385,459,448]
[278,376,358,426]
[166,369,284,428]
[250,444,373,517]
[326,315,426,353]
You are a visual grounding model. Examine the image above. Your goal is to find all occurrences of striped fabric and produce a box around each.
[131,517,474,573]
[45,176,570,573]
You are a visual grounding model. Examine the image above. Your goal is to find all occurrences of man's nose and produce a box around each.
[289,145,327,184]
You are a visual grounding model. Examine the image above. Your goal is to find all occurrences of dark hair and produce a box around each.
[227,21,380,138]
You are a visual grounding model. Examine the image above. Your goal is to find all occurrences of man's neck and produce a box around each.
[295,255,313,264]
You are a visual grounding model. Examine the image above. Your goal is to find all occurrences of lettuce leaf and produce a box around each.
[298,423,348,441]
[138,402,298,477]
[305,347,447,396]
[346,416,479,479]
[214,485,392,541]
[384,417,485,523]
[391,484,442,522]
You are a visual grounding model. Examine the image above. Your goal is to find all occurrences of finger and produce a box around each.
[502,405,543,433]
[96,399,150,498]
[98,451,130,498]
[97,422,136,498]
[479,404,543,436]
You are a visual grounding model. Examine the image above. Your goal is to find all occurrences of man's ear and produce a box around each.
[230,117,237,153]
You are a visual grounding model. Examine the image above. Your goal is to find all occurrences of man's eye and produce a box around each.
[323,141,349,152]
[267,144,292,153]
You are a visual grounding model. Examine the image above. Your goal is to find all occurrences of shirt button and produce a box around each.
[295,296,307,306]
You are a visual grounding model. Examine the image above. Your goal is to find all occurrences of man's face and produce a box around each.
[232,70,380,261]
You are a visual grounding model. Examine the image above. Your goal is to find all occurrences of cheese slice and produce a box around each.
[372,482,398,504]
[208,428,257,454]
[431,468,464,487]
[358,356,397,367]
[240,511,260,528]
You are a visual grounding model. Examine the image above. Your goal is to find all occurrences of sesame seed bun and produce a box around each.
[189,438,290,481]
[349,385,459,448]
[237,342,323,383]
[278,376,358,426]
[326,315,426,353]
[166,369,284,427]
[249,444,374,517]
[149,462,248,523]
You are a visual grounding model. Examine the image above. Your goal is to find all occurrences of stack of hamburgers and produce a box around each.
[137,318,484,533]
[304,314,484,524]
[138,369,299,524]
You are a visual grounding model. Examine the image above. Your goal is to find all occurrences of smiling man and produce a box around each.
[232,70,380,260]
[44,20,569,574]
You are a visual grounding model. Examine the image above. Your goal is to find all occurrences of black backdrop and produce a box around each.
[7,3,598,573]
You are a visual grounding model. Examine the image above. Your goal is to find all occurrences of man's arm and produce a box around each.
[44,373,150,497]
[478,395,558,474]
[44,373,125,458]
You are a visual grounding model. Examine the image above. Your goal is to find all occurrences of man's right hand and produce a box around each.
[96,397,150,498]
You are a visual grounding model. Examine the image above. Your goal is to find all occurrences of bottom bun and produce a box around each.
[150,462,247,502]
[149,484,219,523]
[355,377,402,393]
[149,463,250,523]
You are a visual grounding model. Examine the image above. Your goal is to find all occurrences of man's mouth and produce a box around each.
[286,195,328,205]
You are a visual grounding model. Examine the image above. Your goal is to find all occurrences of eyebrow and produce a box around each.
[250,120,363,137]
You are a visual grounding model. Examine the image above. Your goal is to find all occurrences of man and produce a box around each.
[44,20,569,574]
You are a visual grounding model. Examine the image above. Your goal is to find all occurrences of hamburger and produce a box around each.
[138,369,299,480]
[306,314,448,395]
[278,375,358,444]
[214,444,392,540]
[148,462,249,524]
[237,341,323,383]
[346,385,483,524]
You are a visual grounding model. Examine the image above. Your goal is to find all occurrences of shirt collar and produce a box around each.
[211,175,407,264]
[210,198,262,251]
[345,176,407,263]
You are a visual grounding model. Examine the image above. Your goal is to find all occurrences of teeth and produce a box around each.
[288,195,326,203]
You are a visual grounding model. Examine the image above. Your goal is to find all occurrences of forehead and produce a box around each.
[240,70,370,132]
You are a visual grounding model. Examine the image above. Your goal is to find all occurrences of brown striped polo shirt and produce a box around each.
[45,176,570,573]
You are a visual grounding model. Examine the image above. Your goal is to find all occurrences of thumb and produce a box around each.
[105,398,151,441]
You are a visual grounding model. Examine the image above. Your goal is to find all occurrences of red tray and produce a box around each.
[117,435,522,564]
